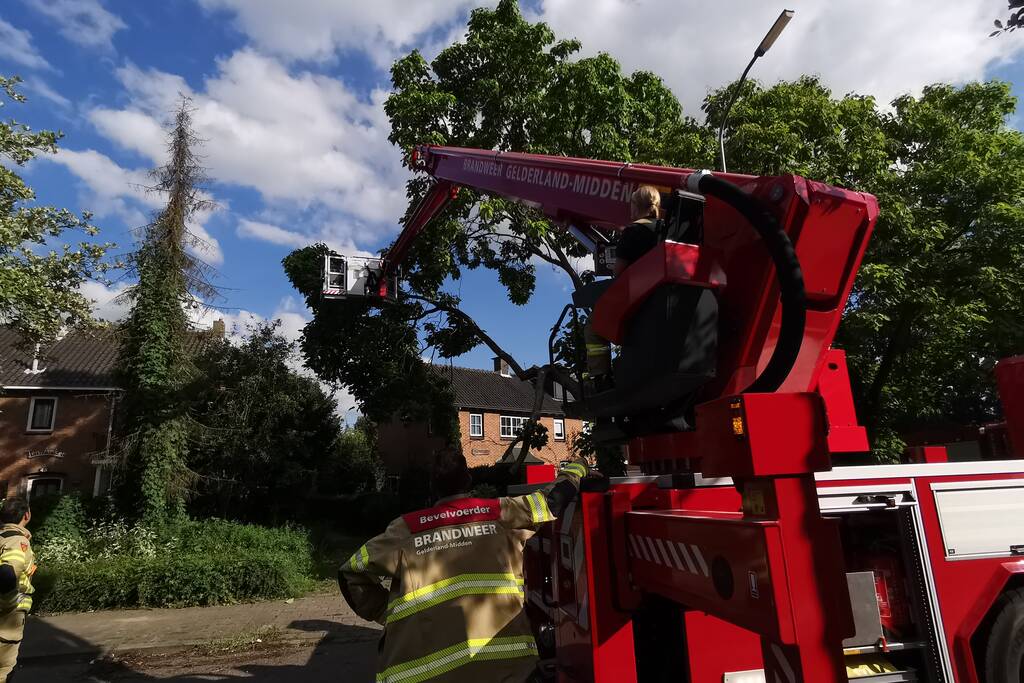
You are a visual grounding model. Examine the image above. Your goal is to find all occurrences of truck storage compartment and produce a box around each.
[828,503,948,683]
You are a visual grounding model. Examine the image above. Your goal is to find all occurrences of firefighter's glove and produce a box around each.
[558,458,590,480]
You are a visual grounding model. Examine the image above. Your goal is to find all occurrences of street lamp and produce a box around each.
[717,9,795,173]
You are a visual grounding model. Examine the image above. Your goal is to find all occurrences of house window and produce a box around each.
[27,476,63,501]
[469,413,484,439]
[27,397,57,432]
[500,415,527,439]
[553,418,565,441]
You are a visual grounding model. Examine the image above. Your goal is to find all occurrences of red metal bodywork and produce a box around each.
[996,356,1024,456]
[378,145,1023,682]
[527,463,1024,683]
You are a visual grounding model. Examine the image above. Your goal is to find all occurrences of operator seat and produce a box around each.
[568,262,718,435]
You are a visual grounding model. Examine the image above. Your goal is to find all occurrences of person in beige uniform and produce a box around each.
[0,497,35,682]
[340,447,590,683]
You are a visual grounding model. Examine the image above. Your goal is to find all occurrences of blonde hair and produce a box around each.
[630,185,661,219]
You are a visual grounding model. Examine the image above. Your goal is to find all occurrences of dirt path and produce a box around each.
[17,637,379,682]
[15,592,382,682]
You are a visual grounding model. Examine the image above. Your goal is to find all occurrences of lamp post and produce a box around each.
[717,9,795,173]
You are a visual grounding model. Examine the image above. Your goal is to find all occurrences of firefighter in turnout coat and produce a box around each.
[339,447,590,683]
[0,497,35,682]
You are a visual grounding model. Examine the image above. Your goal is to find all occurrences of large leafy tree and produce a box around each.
[705,77,1024,457]
[285,0,695,454]
[288,1,1024,463]
[0,76,113,347]
[116,102,217,523]
[187,322,347,523]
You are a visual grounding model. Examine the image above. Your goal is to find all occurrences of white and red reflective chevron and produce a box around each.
[627,534,711,578]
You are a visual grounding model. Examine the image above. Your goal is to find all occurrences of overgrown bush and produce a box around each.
[32,506,315,613]
[36,548,312,612]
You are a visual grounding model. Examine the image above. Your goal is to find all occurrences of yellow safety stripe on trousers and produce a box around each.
[526,491,554,524]
[386,573,524,623]
[560,462,588,479]
[376,635,538,683]
[348,545,370,572]
[16,596,31,611]
[585,343,608,356]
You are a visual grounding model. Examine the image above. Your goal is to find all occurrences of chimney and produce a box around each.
[211,319,226,338]
[493,357,512,377]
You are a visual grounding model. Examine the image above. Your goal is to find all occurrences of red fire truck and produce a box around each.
[322,145,1024,682]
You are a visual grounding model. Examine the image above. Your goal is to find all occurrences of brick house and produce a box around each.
[377,359,585,477]
[0,329,120,500]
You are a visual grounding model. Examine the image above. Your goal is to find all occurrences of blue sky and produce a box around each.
[2,0,1022,412]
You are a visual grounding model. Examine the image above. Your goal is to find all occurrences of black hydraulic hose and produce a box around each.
[689,171,806,393]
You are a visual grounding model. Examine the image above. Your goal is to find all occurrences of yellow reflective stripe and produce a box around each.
[376,635,538,683]
[348,545,370,572]
[560,463,588,478]
[386,574,524,623]
[387,573,520,610]
[0,551,26,564]
[525,492,542,522]
[585,344,608,355]
[528,492,554,524]
[535,492,554,522]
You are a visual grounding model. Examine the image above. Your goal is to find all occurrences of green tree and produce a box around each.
[0,76,113,347]
[116,102,216,523]
[319,417,381,497]
[285,0,693,466]
[187,322,345,523]
[705,77,1024,457]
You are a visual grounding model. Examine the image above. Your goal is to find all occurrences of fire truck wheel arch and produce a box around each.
[983,587,1024,683]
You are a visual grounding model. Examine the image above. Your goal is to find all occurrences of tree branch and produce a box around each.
[544,236,584,290]
[405,292,527,379]
[864,306,918,426]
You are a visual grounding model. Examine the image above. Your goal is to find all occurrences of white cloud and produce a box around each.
[44,148,225,265]
[89,51,407,252]
[25,0,126,51]
[79,279,130,321]
[0,18,52,71]
[24,79,70,108]
[48,149,154,207]
[188,214,225,266]
[237,217,379,257]
[532,0,1024,117]
[197,0,490,68]
[237,219,309,248]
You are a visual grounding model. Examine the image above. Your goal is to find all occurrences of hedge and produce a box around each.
[30,506,317,613]
[35,549,313,612]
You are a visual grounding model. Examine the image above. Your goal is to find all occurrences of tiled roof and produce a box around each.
[429,364,565,416]
[0,328,120,389]
[0,327,216,390]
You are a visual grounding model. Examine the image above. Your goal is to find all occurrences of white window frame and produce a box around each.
[469,413,484,438]
[553,418,565,441]
[26,475,63,500]
[500,415,527,439]
[26,396,58,433]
